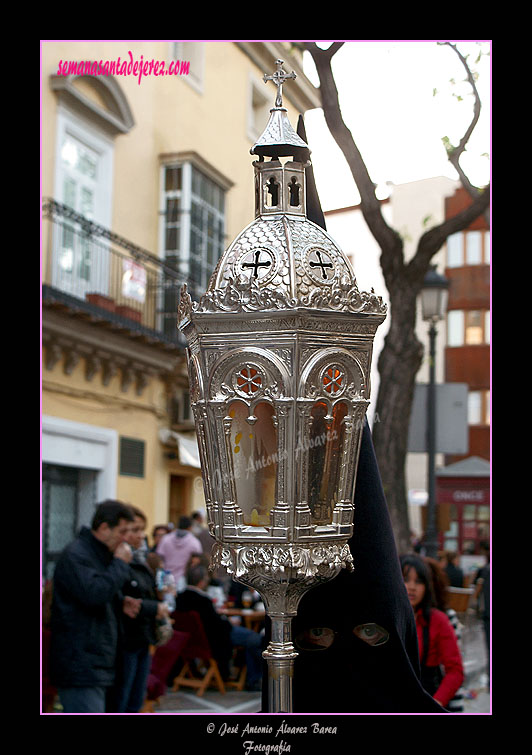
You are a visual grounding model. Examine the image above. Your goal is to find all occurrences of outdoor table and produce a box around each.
[217,607,266,632]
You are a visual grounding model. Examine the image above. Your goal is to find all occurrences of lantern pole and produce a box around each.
[263,613,298,712]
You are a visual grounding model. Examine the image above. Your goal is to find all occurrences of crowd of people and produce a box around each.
[42,499,489,714]
[42,501,265,714]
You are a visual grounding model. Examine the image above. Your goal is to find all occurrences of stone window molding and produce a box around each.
[50,73,135,136]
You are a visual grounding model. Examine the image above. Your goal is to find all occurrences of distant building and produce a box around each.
[435,186,490,555]
[443,186,490,463]
[324,178,491,553]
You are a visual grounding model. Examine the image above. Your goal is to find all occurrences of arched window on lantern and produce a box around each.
[288,175,301,207]
[308,399,349,526]
[265,176,280,208]
[228,399,278,527]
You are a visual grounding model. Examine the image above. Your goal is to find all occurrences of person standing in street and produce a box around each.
[156,515,202,592]
[50,500,139,713]
[441,551,464,588]
[112,506,170,713]
[401,554,464,710]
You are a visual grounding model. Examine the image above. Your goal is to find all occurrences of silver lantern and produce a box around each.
[178,59,387,713]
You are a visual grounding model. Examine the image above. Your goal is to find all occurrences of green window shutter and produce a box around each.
[119,437,145,477]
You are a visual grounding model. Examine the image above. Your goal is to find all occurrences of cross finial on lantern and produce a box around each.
[263,59,297,108]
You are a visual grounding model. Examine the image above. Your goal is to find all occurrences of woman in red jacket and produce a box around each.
[400,554,464,710]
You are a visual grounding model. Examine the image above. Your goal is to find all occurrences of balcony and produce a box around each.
[42,198,197,348]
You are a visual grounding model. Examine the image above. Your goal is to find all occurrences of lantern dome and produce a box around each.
[203,212,370,313]
[190,58,386,318]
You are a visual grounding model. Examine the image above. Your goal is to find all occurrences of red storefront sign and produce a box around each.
[436,468,490,554]
[437,485,489,505]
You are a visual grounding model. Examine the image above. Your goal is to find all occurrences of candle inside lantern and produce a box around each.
[230,400,277,526]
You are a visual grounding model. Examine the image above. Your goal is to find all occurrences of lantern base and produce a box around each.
[210,540,353,712]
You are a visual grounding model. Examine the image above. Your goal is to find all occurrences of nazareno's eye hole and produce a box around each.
[295,627,336,651]
[352,623,390,646]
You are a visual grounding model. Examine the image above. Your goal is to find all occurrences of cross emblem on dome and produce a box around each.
[308,249,335,281]
[263,59,297,108]
[241,249,272,280]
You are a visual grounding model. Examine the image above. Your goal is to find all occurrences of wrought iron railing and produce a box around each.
[42,198,198,344]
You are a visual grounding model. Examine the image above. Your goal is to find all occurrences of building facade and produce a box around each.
[435,186,490,555]
[443,187,490,463]
[41,40,319,578]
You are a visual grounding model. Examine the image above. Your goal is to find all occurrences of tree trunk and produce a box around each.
[372,283,422,554]
[303,41,490,552]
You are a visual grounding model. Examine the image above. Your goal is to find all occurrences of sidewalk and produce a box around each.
[461,614,490,714]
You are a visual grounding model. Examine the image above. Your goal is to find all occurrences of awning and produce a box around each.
[175,433,201,468]
[158,428,201,468]
[436,456,490,478]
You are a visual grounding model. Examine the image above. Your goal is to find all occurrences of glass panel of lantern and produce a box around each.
[228,400,278,527]
[307,400,349,526]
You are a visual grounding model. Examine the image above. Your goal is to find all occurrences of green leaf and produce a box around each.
[441,136,456,156]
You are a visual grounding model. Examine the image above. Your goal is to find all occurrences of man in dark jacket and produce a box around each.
[111,506,169,713]
[50,500,137,713]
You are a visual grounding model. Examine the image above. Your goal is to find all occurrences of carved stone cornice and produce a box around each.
[42,305,186,396]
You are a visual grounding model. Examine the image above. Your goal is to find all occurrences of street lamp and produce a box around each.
[178,60,387,712]
[420,264,450,559]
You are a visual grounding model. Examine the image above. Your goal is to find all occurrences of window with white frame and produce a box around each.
[159,160,226,334]
[248,75,271,143]
[170,41,205,92]
[447,310,465,346]
[466,231,482,264]
[189,165,225,292]
[468,390,490,425]
[446,230,490,267]
[447,233,463,268]
[169,388,192,426]
[447,309,490,346]
[52,108,114,299]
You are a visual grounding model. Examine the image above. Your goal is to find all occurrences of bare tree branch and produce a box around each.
[302,41,490,552]
[304,42,405,286]
[409,185,490,282]
[442,43,486,196]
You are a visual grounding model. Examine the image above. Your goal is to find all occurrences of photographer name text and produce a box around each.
[207,720,338,753]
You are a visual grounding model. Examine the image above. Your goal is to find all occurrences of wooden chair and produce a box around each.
[42,627,57,712]
[225,645,247,691]
[141,629,190,713]
[446,586,474,614]
[446,586,475,653]
[171,611,226,697]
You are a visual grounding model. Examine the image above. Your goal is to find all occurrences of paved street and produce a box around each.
[461,614,490,714]
[151,614,490,715]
